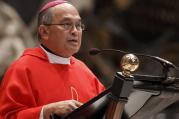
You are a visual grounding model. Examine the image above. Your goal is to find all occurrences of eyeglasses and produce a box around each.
[44,23,85,31]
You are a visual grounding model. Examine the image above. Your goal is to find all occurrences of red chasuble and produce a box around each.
[0,47,105,119]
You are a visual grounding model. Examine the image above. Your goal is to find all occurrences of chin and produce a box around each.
[73,46,80,51]
[66,46,80,55]
[71,48,79,55]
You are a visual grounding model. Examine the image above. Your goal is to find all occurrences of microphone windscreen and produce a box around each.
[89,48,101,55]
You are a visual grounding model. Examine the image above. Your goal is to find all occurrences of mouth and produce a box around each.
[68,39,78,45]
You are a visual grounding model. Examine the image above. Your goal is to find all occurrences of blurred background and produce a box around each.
[0,0,179,118]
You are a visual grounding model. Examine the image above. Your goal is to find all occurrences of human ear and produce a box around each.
[38,25,49,41]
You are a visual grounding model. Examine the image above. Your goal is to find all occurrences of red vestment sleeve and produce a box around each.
[94,77,105,94]
[0,63,42,119]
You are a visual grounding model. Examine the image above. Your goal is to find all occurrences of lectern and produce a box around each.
[50,52,179,119]
[50,54,139,119]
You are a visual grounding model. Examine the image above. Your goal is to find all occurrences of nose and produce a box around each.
[71,25,78,31]
[70,25,78,35]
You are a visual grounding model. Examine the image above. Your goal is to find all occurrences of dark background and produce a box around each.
[1,0,179,118]
[3,0,179,87]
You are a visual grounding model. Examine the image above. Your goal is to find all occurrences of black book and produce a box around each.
[50,88,111,119]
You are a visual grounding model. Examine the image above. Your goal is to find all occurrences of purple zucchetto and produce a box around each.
[39,0,68,14]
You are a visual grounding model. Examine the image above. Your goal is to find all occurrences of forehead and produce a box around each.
[50,3,81,21]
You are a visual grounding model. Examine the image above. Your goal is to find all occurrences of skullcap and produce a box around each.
[39,0,68,14]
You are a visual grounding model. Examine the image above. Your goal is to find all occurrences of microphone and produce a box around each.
[89,48,127,55]
[89,48,179,71]
[89,48,179,84]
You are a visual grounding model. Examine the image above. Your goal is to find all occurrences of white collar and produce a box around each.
[40,46,71,64]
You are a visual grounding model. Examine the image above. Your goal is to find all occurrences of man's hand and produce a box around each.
[43,100,83,119]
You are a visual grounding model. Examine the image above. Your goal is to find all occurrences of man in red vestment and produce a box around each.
[0,0,105,119]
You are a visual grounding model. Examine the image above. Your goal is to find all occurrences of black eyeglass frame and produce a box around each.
[43,23,85,31]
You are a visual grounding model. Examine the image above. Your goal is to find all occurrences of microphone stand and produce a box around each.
[89,48,179,84]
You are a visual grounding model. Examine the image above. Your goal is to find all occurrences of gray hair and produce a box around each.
[37,9,53,40]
